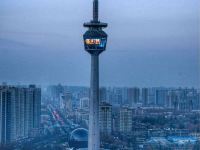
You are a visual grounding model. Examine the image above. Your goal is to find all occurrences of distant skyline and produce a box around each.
[0,0,199,87]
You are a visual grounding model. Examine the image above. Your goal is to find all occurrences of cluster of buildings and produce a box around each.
[100,87,200,111]
[44,85,200,149]
[45,85,200,112]
[74,102,200,149]
[0,84,41,144]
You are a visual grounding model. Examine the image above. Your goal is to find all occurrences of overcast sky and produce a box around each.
[0,0,199,87]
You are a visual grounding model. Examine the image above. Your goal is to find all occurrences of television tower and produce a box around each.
[83,0,108,149]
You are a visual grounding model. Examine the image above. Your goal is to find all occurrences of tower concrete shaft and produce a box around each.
[88,54,100,150]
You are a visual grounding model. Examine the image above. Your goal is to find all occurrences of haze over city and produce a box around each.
[1,0,200,150]
[0,0,199,87]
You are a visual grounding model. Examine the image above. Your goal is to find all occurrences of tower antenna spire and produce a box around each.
[93,0,98,22]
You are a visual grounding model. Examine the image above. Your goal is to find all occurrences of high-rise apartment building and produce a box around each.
[119,107,132,134]
[47,84,63,101]
[155,88,168,107]
[60,92,72,112]
[100,102,112,135]
[0,87,16,144]
[100,87,107,102]
[127,88,140,107]
[167,90,178,109]
[0,85,41,144]
[142,88,148,106]
[80,97,89,110]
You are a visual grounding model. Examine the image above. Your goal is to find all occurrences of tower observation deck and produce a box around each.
[83,0,108,150]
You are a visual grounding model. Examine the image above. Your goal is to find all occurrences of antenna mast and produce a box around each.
[93,0,98,22]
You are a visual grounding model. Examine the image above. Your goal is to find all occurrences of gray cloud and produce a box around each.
[0,0,199,87]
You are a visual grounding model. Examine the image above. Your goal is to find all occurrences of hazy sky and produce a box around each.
[0,0,199,87]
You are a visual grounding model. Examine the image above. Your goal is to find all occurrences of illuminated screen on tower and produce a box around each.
[85,39,101,45]
[84,38,107,50]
